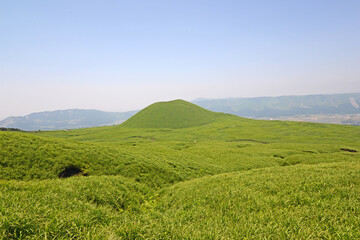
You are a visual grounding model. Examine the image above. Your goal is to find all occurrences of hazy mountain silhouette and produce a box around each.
[0,109,138,131]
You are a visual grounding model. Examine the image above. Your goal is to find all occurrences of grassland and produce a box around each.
[1,100,360,239]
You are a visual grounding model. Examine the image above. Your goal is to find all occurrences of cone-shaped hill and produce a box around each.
[121,99,225,129]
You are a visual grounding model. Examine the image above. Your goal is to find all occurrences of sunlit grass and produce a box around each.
[1,101,360,238]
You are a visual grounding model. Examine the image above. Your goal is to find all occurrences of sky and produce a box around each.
[1,0,360,120]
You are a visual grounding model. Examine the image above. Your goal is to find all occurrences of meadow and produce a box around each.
[1,100,359,239]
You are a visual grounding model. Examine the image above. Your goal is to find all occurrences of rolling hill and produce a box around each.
[121,99,227,129]
[1,99,360,239]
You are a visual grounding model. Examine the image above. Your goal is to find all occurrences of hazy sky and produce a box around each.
[1,0,360,120]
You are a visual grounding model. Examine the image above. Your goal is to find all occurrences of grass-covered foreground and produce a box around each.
[1,162,360,239]
[1,100,360,239]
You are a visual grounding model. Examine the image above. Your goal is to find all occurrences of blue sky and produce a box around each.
[1,0,360,119]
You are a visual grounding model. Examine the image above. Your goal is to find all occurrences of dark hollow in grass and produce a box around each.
[58,166,86,178]
[340,148,358,153]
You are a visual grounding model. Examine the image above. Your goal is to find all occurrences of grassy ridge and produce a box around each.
[1,162,359,239]
[0,132,201,187]
[148,161,360,239]
[3,130,359,186]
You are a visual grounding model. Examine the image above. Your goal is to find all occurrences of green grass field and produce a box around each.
[1,100,360,239]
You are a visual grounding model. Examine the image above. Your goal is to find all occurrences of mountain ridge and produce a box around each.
[2,93,360,130]
[0,109,138,131]
[193,92,360,118]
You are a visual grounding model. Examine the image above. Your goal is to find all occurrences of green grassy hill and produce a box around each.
[121,99,225,129]
[0,131,220,187]
[142,161,360,239]
[1,99,360,239]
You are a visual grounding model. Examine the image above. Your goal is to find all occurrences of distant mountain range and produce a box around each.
[1,93,360,130]
[0,109,138,131]
[193,93,360,118]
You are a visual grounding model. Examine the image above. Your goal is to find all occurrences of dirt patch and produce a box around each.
[58,166,87,178]
[340,148,358,153]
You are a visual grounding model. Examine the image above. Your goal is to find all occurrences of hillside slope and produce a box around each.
[0,131,206,187]
[2,161,359,239]
[121,99,226,129]
[143,161,360,239]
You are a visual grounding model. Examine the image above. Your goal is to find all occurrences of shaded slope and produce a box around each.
[121,99,224,129]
